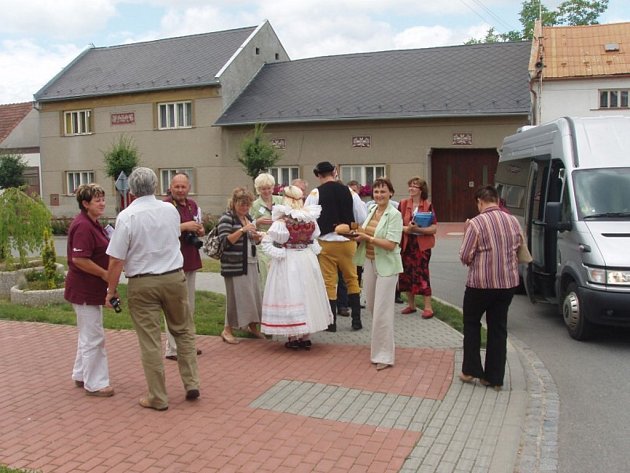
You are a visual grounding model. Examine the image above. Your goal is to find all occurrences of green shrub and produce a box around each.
[50,217,73,235]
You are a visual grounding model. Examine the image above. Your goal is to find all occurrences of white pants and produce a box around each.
[362,259,397,366]
[165,271,196,356]
[72,303,110,391]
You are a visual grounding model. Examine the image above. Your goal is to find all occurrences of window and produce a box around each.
[599,89,629,109]
[64,110,92,135]
[339,165,386,186]
[66,171,95,194]
[158,101,192,129]
[160,168,194,194]
[269,166,299,186]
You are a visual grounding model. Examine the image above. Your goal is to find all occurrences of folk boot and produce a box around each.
[349,293,362,330]
[326,300,337,332]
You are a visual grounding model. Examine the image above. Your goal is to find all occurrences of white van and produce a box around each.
[497,116,630,340]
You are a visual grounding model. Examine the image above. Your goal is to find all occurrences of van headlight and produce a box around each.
[586,267,630,285]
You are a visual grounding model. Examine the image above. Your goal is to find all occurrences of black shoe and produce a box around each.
[299,339,312,350]
[337,307,350,317]
[165,355,177,361]
[186,389,200,400]
[351,319,362,330]
[285,339,301,349]
[395,296,404,304]
[326,323,337,332]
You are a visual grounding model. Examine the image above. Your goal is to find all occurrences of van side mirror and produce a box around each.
[546,202,572,232]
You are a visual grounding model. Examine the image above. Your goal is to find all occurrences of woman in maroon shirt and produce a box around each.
[64,184,114,397]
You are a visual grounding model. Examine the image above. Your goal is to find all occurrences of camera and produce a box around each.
[183,231,203,249]
[110,297,122,313]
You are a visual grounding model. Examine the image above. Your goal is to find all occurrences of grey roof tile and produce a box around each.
[34,26,257,101]
[216,41,532,125]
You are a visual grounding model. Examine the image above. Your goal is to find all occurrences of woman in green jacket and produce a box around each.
[352,178,403,370]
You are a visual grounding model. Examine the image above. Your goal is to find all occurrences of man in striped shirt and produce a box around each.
[458,185,522,391]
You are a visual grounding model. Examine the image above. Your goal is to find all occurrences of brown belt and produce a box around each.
[127,268,182,279]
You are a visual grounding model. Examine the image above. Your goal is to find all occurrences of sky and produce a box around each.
[1,0,629,104]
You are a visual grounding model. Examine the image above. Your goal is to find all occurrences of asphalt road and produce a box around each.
[431,235,630,473]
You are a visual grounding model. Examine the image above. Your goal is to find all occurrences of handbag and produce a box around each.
[202,226,224,260]
[517,231,533,264]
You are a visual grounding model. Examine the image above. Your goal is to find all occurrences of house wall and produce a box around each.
[540,77,630,123]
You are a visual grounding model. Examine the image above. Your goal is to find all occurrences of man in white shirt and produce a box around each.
[105,167,200,411]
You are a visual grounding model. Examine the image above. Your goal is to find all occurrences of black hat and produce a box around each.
[313,161,335,176]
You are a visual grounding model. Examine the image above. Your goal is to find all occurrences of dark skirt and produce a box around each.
[398,240,432,296]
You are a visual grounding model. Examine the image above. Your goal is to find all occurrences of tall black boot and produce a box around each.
[326,300,337,332]
[349,293,362,330]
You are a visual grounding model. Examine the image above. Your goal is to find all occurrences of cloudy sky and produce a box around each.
[1,0,629,104]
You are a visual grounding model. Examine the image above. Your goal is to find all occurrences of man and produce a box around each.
[105,167,200,411]
[458,185,522,391]
[163,173,204,361]
[291,178,309,201]
[305,161,367,331]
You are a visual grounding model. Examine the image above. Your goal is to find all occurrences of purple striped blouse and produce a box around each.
[459,206,522,289]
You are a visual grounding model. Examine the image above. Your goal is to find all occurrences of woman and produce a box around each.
[251,173,283,290]
[260,185,333,349]
[352,178,403,370]
[64,183,114,397]
[398,176,437,318]
[217,187,265,344]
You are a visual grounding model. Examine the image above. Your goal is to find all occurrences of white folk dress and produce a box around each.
[260,203,333,337]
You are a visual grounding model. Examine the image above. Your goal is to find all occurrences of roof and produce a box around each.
[34,26,257,102]
[532,21,630,79]
[0,102,33,144]
[216,41,532,126]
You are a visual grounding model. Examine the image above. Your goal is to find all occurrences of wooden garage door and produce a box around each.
[430,148,498,222]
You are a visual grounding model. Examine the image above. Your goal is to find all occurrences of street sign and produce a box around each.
[114,171,128,192]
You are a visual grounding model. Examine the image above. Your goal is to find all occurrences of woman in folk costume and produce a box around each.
[260,185,334,349]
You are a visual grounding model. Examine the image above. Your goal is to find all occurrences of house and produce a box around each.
[530,20,630,124]
[35,21,531,221]
[0,102,40,195]
[34,21,288,216]
[217,41,532,221]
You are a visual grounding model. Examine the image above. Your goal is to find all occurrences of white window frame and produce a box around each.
[160,168,195,195]
[66,171,95,195]
[269,166,299,186]
[158,101,192,129]
[339,164,386,186]
[64,110,92,136]
[599,89,629,109]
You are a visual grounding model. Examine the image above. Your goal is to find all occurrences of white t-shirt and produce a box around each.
[305,187,368,241]
[106,195,183,277]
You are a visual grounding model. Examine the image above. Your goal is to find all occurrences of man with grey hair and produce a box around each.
[105,167,200,411]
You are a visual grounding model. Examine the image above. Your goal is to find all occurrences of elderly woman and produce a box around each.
[398,176,438,318]
[218,187,265,344]
[64,183,114,397]
[251,173,283,290]
[260,185,333,349]
[352,178,403,370]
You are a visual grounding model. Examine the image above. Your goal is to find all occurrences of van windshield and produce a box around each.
[573,168,630,220]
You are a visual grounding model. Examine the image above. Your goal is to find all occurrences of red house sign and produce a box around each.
[111,112,135,125]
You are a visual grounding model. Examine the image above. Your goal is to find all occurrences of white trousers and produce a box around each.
[72,303,110,391]
[362,259,397,365]
[165,271,196,356]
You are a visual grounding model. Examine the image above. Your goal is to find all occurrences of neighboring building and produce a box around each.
[217,41,532,221]
[0,102,40,195]
[35,21,531,221]
[34,21,288,217]
[530,20,630,124]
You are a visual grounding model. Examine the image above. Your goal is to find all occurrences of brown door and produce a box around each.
[23,167,40,196]
[430,148,498,222]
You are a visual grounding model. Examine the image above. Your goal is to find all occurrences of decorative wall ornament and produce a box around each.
[452,132,473,145]
[352,136,371,148]
[271,138,286,149]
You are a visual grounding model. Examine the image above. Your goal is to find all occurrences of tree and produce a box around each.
[102,135,140,179]
[237,123,281,185]
[0,188,52,269]
[466,0,608,43]
[0,153,27,189]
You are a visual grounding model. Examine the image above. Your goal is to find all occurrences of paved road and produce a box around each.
[431,231,630,473]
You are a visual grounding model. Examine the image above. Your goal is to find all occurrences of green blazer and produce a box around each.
[353,204,403,277]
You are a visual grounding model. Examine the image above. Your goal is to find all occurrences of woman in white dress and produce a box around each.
[260,185,333,349]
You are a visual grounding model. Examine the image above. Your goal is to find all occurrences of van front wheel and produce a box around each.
[562,282,592,341]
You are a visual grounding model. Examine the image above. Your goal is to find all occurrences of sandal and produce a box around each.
[401,307,417,315]
[221,330,239,344]
[421,309,434,319]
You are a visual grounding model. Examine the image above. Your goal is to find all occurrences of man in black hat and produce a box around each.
[305,161,367,331]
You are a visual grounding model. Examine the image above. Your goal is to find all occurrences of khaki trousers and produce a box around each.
[165,271,196,356]
[318,240,360,300]
[128,270,199,408]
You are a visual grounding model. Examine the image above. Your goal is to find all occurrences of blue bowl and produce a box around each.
[413,212,433,227]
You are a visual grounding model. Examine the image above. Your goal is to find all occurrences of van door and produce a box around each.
[525,157,564,302]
